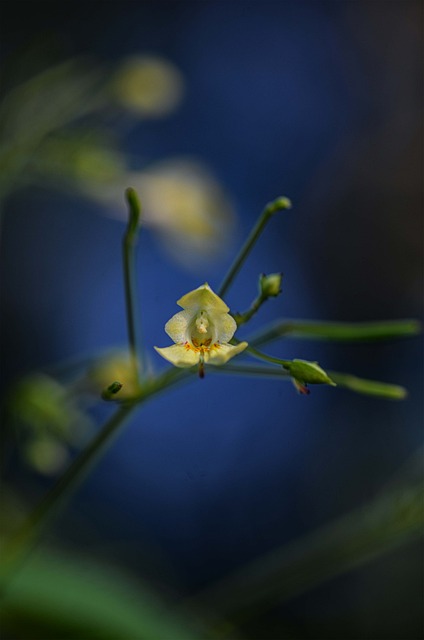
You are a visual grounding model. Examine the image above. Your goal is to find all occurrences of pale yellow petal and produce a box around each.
[212,312,237,343]
[164,309,193,343]
[206,341,248,366]
[177,283,229,313]
[154,345,199,367]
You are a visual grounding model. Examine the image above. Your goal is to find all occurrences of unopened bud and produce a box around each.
[282,359,336,386]
[101,380,123,400]
[259,272,283,298]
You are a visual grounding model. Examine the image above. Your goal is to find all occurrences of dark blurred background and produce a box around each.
[1,2,423,639]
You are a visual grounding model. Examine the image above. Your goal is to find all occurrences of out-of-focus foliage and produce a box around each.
[194,458,424,621]
[90,159,236,265]
[110,55,185,117]
[7,374,94,475]
[0,53,235,266]
[0,549,209,640]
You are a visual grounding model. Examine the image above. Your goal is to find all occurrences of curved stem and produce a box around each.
[233,293,266,327]
[2,366,192,581]
[123,187,144,381]
[218,196,291,299]
[241,342,289,367]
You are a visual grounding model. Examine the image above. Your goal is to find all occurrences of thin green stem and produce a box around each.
[213,362,407,400]
[2,366,192,580]
[249,318,421,347]
[218,196,291,299]
[211,363,292,378]
[239,341,289,367]
[123,187,143,381]
[233,293,266,327]
[190,476,423,620]
[1,404,134,581]
[328,371,407,400]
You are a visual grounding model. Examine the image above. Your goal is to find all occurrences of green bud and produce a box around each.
[265,196,292,215]
[101,380,123,400]
[282,359,336,386]
[259,272,283,298]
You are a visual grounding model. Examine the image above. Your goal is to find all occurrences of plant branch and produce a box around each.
[122,187,143,381]
[218,196,291,299]
[248,318,421,347]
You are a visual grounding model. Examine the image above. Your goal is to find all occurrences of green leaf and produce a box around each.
[193,473,424,619]
[0,550,206,640]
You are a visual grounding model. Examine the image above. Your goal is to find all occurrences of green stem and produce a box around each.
[218,196,291,299]
[215,362,407,400]
[1,404,134,581]
[191,476,423,620]
[233,293,266,327]
[249,318,421,347]
[211,363,292,378]
[240,341,289,367]
[123,187,143,381]
[328,371,407,400]
[2,366,191,579]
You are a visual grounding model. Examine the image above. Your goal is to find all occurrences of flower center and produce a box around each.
[196,312,209,334]
[190,311,214,348]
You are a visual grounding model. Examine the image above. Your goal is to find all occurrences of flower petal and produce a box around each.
[164,309,193,343]
[206,341,248,366]
[212,312,237,343]
[154,344,199,367]
[177,283,229,313]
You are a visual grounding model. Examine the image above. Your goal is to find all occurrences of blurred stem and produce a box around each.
[212,363,292,379]
[192,475,423,621]
[1,366,191,583]
[236,341,290,367]
[249,318,421,347]
[233,293,266,327]
[328,371,407,400]
[123,187,144,382]
[218,196,291,299]
[230,341,407,399]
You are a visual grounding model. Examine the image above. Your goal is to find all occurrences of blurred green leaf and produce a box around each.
[250,319,421,346]
[193,474,423,621]
[0,59,105,199]
[0,550,207,640]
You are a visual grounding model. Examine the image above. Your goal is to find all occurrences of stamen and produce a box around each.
[196,312,209,334]
[198,352,205,379]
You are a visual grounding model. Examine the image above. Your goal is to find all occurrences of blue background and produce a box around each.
[1,2,423,638]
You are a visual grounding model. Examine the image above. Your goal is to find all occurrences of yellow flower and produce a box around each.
[154,284,248,377]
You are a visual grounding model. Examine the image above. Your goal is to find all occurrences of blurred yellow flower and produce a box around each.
[155,283,247,377]
[87,351,141,400]
[110,55,184,117]
[89,158,236,267]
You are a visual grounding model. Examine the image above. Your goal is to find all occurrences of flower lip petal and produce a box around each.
[177,283,229,313]
[206,341,248,366]
[154,344,199,368]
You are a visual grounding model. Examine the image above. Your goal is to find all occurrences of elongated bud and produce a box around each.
[282,359,336,386]
[259,272,283,298]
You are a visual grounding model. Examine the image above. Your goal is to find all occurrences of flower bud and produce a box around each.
[259,272,283,298]
[282,359,336,386]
